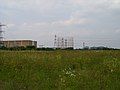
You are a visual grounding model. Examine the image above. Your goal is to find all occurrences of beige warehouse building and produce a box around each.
[3,40,37,48]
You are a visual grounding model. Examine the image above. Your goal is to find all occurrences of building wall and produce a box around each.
[3,40,37,48]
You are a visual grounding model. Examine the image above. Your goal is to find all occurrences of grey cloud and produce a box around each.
[0,0,120,48]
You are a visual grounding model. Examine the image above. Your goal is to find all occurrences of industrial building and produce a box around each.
[3,40,37,48]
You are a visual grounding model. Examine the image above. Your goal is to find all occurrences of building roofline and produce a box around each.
[3,40,37,42]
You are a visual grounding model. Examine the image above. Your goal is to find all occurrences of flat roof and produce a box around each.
[3,40,37,42]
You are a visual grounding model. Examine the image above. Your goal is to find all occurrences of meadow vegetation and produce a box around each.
[0,50,120,90]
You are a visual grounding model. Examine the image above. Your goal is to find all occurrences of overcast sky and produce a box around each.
[0,0,120,48]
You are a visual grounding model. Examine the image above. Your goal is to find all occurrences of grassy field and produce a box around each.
[0,50,120,90]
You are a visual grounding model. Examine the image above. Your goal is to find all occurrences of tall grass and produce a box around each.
[0,50,120,90]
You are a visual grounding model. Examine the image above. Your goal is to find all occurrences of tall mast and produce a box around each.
[0,22,6,47]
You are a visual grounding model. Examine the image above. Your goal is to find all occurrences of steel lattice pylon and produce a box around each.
[0,22,6,47]
[54,35,74,49]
